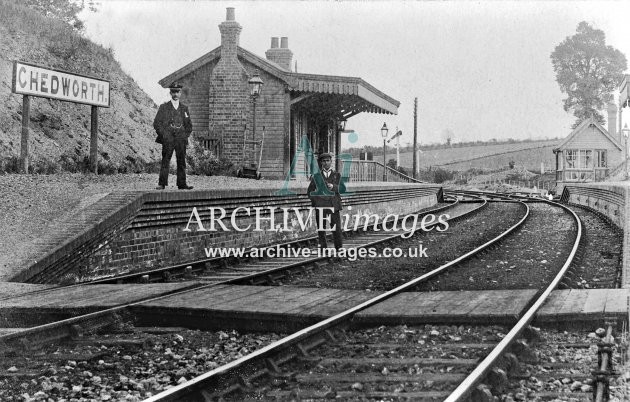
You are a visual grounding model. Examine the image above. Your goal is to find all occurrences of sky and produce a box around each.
[80,1,630,149]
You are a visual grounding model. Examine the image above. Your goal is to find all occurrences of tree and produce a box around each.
[551,22,627,127]
[441,128,454,147]
[22,0,86,31]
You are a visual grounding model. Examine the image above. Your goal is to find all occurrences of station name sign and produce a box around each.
[12,61,110,108]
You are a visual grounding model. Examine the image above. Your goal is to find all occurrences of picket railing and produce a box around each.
[347,160,422,183]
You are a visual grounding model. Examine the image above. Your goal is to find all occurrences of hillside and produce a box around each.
[392,139,561,172]
[0,1,160,170]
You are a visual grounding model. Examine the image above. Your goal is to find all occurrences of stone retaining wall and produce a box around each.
[560,182,630,287]
[14,183,441,284]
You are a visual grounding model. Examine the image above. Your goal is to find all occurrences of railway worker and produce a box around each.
[307,152,345,251]
[154,82,194,190]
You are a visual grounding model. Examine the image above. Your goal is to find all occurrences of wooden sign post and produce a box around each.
[11,61,111,173]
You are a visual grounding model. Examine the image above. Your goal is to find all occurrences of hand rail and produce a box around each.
[347,160,423,183]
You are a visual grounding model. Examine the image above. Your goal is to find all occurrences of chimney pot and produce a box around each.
[271,37,279,49]
[226,7,235,21]
[280,37,288,49]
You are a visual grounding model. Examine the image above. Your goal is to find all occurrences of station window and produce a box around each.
[564,149,592,169]
[596,150,607,168]
[564,150,577,168]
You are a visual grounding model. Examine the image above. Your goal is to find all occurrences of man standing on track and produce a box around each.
[307,152,344,250]
[153,82,194,190]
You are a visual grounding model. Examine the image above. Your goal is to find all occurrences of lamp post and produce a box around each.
[623,124,630,178]
[248,71,264,144]
[381,122,389,181]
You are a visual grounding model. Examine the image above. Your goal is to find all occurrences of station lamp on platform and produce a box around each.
[381,122,389,181]
[623,124,630,172]
[248,71,264,143]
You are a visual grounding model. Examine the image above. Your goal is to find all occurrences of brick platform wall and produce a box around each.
[15,184,441,284]
[560,182,630,287]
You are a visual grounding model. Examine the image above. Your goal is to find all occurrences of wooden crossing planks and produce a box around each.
[537,289,629,324]
[0,282,55,299]
[357,290,537,325]
[140,285,379,318]
[0,282,201,309]
[1,280,626,332]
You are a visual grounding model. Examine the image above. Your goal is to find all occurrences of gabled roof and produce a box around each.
[158,45,399,115]
[158,46,291,88]
[554,118,623,151]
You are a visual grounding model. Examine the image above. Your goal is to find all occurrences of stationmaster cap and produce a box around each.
[169,82,183,90]
[318,152,333,162]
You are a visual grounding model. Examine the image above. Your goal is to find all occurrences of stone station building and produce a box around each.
[158,8,400,179]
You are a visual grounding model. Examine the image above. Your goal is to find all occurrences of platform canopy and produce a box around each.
[287,73,399,119]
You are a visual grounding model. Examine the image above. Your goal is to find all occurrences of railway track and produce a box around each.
[2,191,622,401]
[0,197,486,348]
[135,197,534,400]
[137,197,623,402]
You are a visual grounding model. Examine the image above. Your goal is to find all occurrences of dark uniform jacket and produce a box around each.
[153,101,193,144]
[307,170,344,211]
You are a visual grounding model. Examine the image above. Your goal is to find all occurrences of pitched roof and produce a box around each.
[554,118,623,151]
[158,46,399,115]
[158,46,291,88]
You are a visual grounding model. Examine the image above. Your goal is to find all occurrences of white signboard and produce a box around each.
[12,61,110,107]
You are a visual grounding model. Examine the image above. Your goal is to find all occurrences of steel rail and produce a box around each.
[0,200,461,303]
[0,199,466,349]
[445,198,582,402]
[143,200,529,401]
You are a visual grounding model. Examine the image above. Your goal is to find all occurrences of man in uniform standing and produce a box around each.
[307,153,345,250]
[154,82,194,190]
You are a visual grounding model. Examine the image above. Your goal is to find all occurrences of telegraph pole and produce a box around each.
[412,97,418,179]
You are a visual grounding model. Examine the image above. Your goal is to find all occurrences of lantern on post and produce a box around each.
[381,122,389,181]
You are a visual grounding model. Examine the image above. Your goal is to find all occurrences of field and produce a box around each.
[388,139,560,172]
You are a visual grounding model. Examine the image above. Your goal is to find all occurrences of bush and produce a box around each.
[29,158,60,174]
[396,165,408,176]
[0,156,21,173]
[59,150,89,173]
[186,138,234,176]
[433,168,454,184]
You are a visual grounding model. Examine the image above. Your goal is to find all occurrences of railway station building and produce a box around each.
[553,105,624,190]
[158,8,400,179]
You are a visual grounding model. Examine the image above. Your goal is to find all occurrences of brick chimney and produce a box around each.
[219,7,241,61]
[265,36,293,70]
[607,102,618,142]
[209,8,249,161]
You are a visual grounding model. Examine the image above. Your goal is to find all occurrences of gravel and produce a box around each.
[281,202,524,290]
[415,202,577,291]
[0,324,285,401]
[562,204,623,288]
